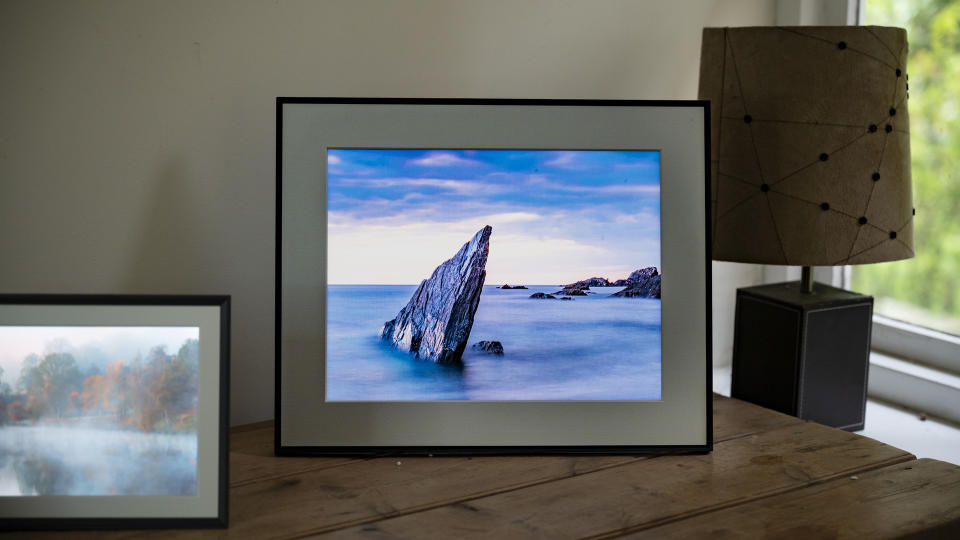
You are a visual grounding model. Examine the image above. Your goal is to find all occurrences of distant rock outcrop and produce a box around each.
[499,284,528,289]
[379,226,492,364]
[471,340,504,355]
[611,266,661,298]
[627,267,659,283]
[529,292,557,299]
[555,287,588,296]
[563,277,610,290]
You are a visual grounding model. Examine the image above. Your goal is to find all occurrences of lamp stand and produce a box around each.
[801,266,813,294]
[730,280,873,431]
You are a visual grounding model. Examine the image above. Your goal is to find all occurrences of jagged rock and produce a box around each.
[611,266,661,298]
[379,226,491,364]
[627,267,658,283]
[554,287,588,296]
[530,292,557,299]
[563,277,610,290]
[611,279,628,286]
[471,340,504,355]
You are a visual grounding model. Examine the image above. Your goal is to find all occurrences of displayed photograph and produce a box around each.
[326,149,661,401]
[0,326,200,496]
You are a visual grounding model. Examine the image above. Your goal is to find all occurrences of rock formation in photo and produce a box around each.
[563,277,610,289]
[471,340,504,355]
[554,286,588,296]
[611,266,661,298]
[379,225,492,364]
[529,292,557,299]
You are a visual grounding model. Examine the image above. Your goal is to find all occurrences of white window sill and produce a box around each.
[867,351,960,425]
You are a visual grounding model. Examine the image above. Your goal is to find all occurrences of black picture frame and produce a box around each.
[0,294,229,530]
[277,98,711,455]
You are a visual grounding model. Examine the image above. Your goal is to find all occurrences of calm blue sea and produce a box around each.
[326,285,661,401]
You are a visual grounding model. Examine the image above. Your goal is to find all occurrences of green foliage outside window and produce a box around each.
[853,0,960,335]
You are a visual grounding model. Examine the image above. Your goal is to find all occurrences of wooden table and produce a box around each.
[11,395,960,538]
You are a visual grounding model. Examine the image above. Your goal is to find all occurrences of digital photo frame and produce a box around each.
[0,294,229,529]
[277,98,710,454]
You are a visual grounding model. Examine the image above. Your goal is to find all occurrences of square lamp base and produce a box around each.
[731,281,873,431]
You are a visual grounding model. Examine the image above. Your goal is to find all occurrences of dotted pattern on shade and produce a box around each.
[700,26,914,266]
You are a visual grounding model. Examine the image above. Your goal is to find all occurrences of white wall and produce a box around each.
[0,0,775,425]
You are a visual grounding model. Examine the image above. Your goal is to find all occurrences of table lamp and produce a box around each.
[698,26,913,430]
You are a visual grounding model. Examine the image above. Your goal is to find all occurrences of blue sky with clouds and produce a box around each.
[327,149,660,285]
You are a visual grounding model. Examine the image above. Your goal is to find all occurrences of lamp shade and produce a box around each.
[699,27,913,266]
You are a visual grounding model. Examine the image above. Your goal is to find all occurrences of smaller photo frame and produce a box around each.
[0,294,229,530]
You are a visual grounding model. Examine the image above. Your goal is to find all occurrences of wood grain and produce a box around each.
[228,395,797,490]
[218,395,800,537]
[626,458,960,539]
[230,454,642,539]
[8,395,952,540]
[713,394,800,440]
[311,422,912,539]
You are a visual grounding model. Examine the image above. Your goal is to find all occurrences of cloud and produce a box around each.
[544,151,581,169]
[327,153,342,165]
[327,206,658,285]
[329,209,540,233]
[328,221,612,285]
[615,160,658,171]
[323,149,661,284]
[333,176,507,196]
[528,178,660,195]
[527,174,548,183]
[328,221,490,284]
[409,152,482,167]
[485,232,615,284]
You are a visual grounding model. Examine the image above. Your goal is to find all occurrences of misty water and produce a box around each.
[0,425,197,495]
[327,285,661,400]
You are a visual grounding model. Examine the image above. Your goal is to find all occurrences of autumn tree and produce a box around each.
[0,366,11,425]
[17,352,83,419]
[0,365,11,397]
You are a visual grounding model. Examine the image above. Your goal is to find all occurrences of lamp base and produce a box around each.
[731,281,873,431]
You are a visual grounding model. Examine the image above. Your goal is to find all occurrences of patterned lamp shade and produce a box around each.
[698,27,914,266]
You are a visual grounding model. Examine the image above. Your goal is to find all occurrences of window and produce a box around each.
[851,0,960,422]
[852,0,960,340]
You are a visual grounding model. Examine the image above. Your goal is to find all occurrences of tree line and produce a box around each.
[0,338,199,432]
[854,0,960,333]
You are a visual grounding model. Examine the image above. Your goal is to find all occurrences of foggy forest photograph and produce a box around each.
[0,326,200,496]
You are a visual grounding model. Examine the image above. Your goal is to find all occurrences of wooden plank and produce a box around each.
[227,395,798,488]
[713,394,800,440]
[228,423,357,486]
[230,419,274,434]
[231,451,357,487]
[230,423,274,454]
[229,395,797,455]
[624,458,960,539]
[230,454,643,539]
[311,422,913,539]
[2,458,643,540]
[216,395,801,537]
[1,395,802,539]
